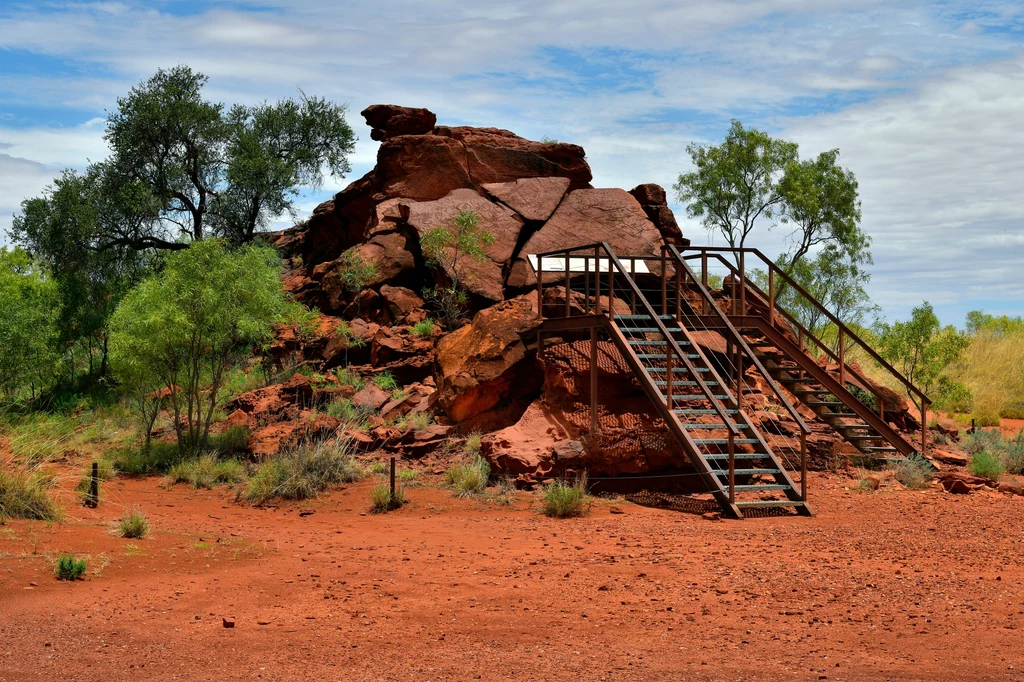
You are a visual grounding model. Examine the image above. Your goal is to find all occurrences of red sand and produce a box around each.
[2,472,1023,681]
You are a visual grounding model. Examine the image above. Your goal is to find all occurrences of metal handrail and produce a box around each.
[534,242,741,437]
[664,244,811,436]
[679,246,930,407]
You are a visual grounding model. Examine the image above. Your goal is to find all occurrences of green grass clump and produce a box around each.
[209,426,251,453]
[118,508,150,539]
[370,460,387,475]
[242,438,363,505]
[890,453,933,489]
[370,482,406,512]
[109,441,182,475]
[541,476,589,518]
[969,450,1004,481]
[54,554,87,581]
[0,468,63,521]
[4,414,78,464]
[463,433,482,455]
[398,468,418,483]
[972,406,1002,428]
[325,397,356,420]
[373,371,399,392]
[445,456,490,497]
[406,412,433,432]
[336,368,366,391]
[166,454,245,489]
[408,319,438,338]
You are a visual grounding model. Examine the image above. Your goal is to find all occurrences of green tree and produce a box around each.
[420,210,495,331]
[876,302,970,396]
[10,166,150,378]
[104,65,355,247]
[778,148,866,270]
[0,248,59,399]
[674,120,798,260]
[108,240,290,453]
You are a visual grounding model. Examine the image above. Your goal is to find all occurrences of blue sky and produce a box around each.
[1,0,1022,325]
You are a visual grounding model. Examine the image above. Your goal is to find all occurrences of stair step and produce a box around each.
[618,315,674,320]
[683,423,751,430]
[729,484,791,492]
[693,438,759,445]
[675,408,740,415]
[623,327,683,333]
[647,367,711,373]
[653,380,720,387]
[807,401,844,407]
[636,353,703,360]
[628,340,692,346]
[671,394,731,401]
[735,500,805,508]
[714,468,780,476]
[842,434,880,440]
[792,388,829,395]
[704,453,767,461]
[861,446,898,452]
[776,377,813,383]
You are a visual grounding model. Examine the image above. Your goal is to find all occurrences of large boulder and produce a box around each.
[434,293,544,422]
[439,126,592,189]
[320,230,418,312]
[376,134,474,201]
[507,188,664,288]
[482,176,570,222]
[362,104,437,141]
[407,188,524,302]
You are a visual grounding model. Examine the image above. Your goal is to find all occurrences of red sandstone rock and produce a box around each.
[362,104,437,140]
[407,188,524,302]
[482,176,570,222]
[351,384,391,411]
[434,293,543,422]
[376,135,474,201]
[379,285,424,321]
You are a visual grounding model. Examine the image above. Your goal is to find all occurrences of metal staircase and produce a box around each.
[668,245,929,465]
[530,243,811,519]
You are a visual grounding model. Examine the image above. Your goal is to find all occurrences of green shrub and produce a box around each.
[1002,430,1024,475]
[542,476,589,518]
[961,428,1002,455]
[242,438,363,505]
[166,454,245,489]
[890,453,933,489]
[209,426,250,453]
[406,411,432,432]
[463,433,482,455]
[934,376,973,413]
[408,319,438,338]
[374,371,399,392]
[972,405,1001,428]
[109,441,183,474]
[931,430,949,446]
[54,554,87,580]
[969,450,1004,481]
[336,368,366,391]
[118,508,150,539]
[370,482,405,512]
[0,469,63,521]
[445,456,490,497]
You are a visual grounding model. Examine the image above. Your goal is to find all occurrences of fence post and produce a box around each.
[85,461,99,508]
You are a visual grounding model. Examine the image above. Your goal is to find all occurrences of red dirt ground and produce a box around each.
[2,471,1024,681]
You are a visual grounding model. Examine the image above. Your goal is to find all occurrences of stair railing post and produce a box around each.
[736,351,743,413]
[661,250,668,317]
[536,254,543,320]
[584,251,591,314]
[739,250,746,316]
[590,326,599,434]
[607,250,615,324]
[594,246,602,315]
[564,249,571,318]
[665,343,673,407]
[921,396,927,458]
[675,260,682,323]
[701,251,708,315]
[768,268,775,326]
[728,431,736,505]
[630,259,636,314]
[839,330,846,387]
[800,430,807,502]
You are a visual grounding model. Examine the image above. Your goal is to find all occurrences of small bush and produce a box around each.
[445,456,490,497]
[931,430,949,446]
[542,475,589,518]
[408,319,438,338]
[54,554,87,580]
[326,397,356,420]
[463,433,482,455]
[406,412,432,432]
[118,508,150,539]
[1002,430,1024,475]
[0,469,63,521]
[890,454,933,489]
[374,371,399,392]
[166,454,246,489]
[972,405,1001,428]
[336,368,366,391]
[242,438,363,505]
[370,482,406,512]
[210,426,251,453]
[398,468,418,483]
[370,460,387,475]
[110,441,182,475]
[961,428,1002,455]
[969,450,1004,481]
